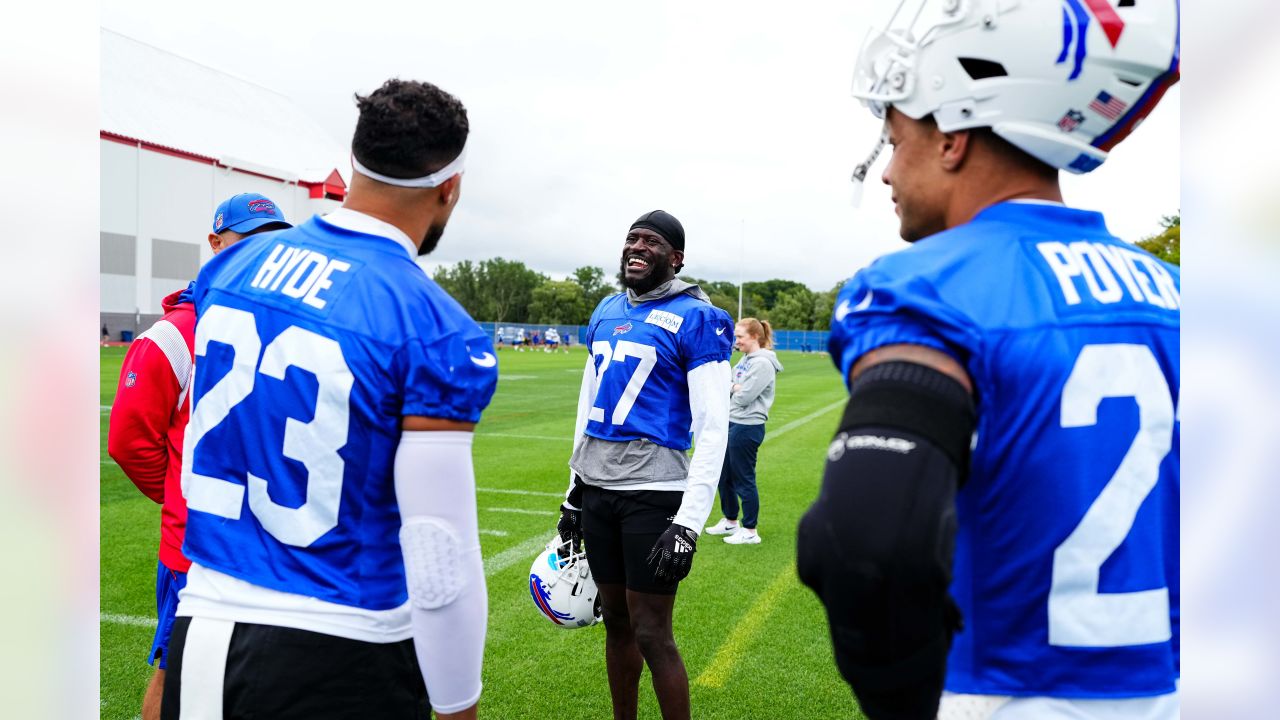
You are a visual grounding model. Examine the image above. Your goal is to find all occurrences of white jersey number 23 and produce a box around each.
[181,305,353,548]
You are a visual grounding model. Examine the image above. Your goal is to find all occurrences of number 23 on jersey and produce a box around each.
[181,305,353,548]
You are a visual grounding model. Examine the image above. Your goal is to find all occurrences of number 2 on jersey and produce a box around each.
[181,305,353,548]
[1049,343,1175,647]
[589,340,657,426]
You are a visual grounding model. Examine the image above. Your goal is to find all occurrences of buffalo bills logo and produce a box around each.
[1058,0,1127,81]
[529,574,572,624]
[613,322,633,336]
[247,199,276,214]
[125,370,137,388]
[214,213,224,230]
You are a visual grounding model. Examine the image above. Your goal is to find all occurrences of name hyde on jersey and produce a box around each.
[1036,241,1179,310]
[249,243,352,310]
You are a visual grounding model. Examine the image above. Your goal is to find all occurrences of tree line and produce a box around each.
[432,260,845,330]
[432,215,1178,329]
[1136,213,1179,266]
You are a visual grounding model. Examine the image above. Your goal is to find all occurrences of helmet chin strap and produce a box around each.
[850,128,889,208]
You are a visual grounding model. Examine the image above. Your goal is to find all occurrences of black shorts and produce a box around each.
[162,617,430,719]
[582,485,683,595]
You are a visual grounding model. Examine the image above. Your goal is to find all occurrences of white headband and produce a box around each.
[351,141,467,188]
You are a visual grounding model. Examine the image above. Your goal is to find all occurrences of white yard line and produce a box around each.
[477,487,563,498]
[485,507,556,516]
[483,534,550,577]
[479,528,509,537]
[100,612,158,629]
[761,398,845,444]
[477,432,569,442]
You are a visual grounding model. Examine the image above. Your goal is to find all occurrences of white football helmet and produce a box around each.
[849,0,1179,189]
[528,535,602,629]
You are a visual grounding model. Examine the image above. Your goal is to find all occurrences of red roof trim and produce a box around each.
[100,130,345,199]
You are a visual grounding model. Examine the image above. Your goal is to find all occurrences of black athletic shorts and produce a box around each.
[582,485,683,595]
[162,616,430,719]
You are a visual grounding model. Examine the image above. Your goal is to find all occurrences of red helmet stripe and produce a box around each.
[1081,0,1126,48]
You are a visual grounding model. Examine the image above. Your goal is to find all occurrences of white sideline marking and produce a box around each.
[484,534,551,577]
[477,487,563,498]
[498,375,537,381]
[101,405,112,412]
[762,399,845,444]
[479,528,509,537]
[485,507,556,516]
[100,613,158,629]
[478,432,568,442]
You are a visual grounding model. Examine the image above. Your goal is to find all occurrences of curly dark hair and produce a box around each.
[351,79,469,180]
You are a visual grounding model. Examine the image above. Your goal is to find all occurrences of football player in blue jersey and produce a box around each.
[555,210,733,720]
[162,79,496,720]
[797,2,1181,719]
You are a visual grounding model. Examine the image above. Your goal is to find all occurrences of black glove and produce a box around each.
[646,523,698,582]
[557,504,583,557]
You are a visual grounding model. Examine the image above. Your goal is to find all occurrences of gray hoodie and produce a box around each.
[569,278,711,487]
[729,349,783,425]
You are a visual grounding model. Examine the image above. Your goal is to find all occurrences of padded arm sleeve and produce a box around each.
[797,361,975,720]
[394,431,487,715]
[672,360,731,532]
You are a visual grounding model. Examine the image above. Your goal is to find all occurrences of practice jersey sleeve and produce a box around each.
[399,330,498,423]
[828,261,980,386]
[678,305,734,371]
[108,332,182,503]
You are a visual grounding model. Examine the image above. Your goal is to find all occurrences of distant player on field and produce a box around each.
[798,2,1180,719]
[163,79,496,720]
[108,192,290,720]
[544,326,561,353]
[555,210,733,720]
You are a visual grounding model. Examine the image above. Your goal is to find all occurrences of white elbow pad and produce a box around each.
[400,516,465,610]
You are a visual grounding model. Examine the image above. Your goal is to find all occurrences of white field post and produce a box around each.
[737,219,744,321]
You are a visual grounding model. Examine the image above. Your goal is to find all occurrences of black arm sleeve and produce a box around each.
[797,361,975,720]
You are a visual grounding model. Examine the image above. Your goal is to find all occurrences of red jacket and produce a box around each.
[108,287,194,572]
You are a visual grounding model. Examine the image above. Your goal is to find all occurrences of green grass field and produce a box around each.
[100,346,862,719]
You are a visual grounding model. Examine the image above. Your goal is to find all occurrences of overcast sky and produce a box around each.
[102,0,1180,291]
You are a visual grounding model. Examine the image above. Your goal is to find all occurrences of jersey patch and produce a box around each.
[644,309,683,334]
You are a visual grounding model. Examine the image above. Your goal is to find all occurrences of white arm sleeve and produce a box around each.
[565,355,598,507]
[673,360,732,532]
[394,431,487,715]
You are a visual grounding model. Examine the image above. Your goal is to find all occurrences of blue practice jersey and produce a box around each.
[829,202,1179,698]
[583,292,733,450]
[181,215,497,611]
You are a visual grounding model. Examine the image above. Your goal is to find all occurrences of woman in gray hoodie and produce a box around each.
[705,318,783,544]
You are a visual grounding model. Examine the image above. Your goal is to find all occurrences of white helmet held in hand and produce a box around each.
[849,0,1179,188]
[529,535,602,629]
